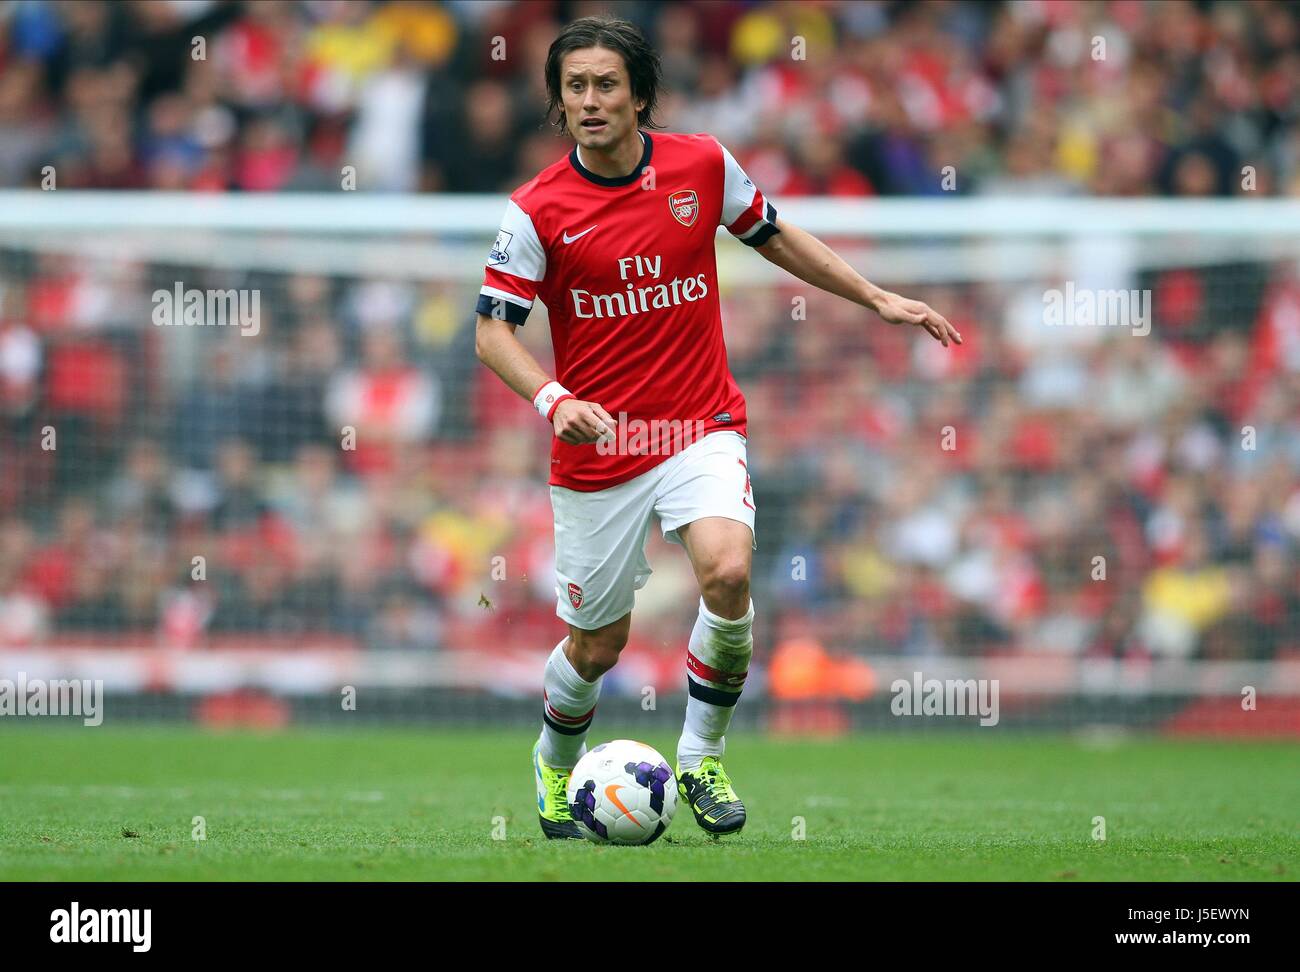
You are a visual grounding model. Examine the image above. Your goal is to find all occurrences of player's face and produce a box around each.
[559,47,646,152]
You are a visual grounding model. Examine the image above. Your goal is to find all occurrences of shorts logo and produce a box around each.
[567,582,584,610]
[713,411,731,424]
[669,190,699,227]
[488,229,513,266]
[738,457,755,512]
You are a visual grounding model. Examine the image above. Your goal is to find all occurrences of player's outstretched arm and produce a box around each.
[754,217,962,347]
[474,314,617,445]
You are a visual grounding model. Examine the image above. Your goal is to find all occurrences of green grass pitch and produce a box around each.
[1,726,1296,881]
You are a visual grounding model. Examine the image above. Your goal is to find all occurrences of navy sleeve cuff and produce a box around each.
[739,202,780,248]
[476,293,530,325]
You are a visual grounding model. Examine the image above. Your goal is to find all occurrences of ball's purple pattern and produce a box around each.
[624,760,672,815]
[569,779,608,839]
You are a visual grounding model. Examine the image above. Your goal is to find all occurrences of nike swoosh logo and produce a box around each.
[563,225,597,244]
[604,784,643,826]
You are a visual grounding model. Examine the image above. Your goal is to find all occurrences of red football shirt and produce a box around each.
[476,131,779,491]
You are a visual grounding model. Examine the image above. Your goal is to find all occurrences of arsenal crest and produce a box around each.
[567,582,584,610]
[669,189,699,227]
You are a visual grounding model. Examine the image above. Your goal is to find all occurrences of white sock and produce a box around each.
[678,597,754,772]
[538,639,601,769]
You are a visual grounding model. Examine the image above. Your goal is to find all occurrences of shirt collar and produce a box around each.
[570,131,653,187]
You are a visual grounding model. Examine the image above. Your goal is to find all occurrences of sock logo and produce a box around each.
[567,582,584,610]
[687,651,748,686]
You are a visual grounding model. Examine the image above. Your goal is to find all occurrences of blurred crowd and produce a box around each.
[1,249,1298,665]
[0,0,1298,674]
[0,0,1298,195]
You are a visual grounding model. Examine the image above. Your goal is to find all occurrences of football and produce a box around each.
[567,739,678,845]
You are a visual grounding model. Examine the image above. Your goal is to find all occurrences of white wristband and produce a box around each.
[533,380,574,422]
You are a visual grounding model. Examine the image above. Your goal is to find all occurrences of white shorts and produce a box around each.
[550,431,756,630]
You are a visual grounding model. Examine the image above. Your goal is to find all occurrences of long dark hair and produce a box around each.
[544,16,664,135]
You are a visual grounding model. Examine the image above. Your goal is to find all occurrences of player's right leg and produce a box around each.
[533,474,656,839]
[534,616,631,839]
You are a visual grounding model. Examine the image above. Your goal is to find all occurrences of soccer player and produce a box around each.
[474,17,961,839]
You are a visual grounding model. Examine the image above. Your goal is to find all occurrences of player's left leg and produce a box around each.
[673,516,753,834]
[655,431,756,834]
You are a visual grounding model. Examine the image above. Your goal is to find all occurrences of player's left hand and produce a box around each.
[873,291,963,347]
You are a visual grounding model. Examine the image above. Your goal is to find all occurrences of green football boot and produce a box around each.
[533,741,582,840]
[677,755,747,835]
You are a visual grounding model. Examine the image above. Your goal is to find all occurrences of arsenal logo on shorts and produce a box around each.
[669,189,699,227]
[567,582,584,610]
